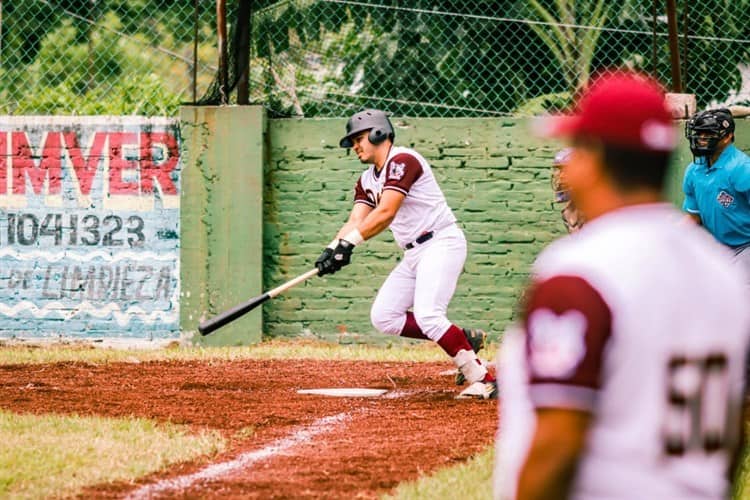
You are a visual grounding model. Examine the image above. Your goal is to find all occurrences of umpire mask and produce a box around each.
[685,108,734,163]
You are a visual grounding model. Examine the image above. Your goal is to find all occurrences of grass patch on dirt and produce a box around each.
[0,410,225,499]
[387,433,750,500]
[0,338,498,365]
[386,446,493,500]
[734,434,750,500]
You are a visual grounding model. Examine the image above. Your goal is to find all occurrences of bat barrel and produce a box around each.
[198,293,270,336]
[197,268,319,336]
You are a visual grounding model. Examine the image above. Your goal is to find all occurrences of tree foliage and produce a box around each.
[1,0,747,116]
[0,0,214,115]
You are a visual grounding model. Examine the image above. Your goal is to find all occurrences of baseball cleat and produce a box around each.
[456,380,498,400]
[463,328,487,353]
[455,328,488,386]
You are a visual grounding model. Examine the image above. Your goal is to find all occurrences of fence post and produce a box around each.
[236,0,252,104]
[666,0,683,92]
[217,0,228,104]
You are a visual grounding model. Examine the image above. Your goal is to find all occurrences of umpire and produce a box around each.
[683,108,750,284]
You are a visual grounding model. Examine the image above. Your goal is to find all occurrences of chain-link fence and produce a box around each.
[0,0,217,116]
[240,0,750,117]
[2,0,749,117]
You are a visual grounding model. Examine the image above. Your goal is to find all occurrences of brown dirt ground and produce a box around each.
[0,358,498,499]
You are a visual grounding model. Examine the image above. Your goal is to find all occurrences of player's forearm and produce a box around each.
[517,447,578,500]
[356,207,395,240]
[335,221,359,241]
[517,410,589,500]
[332,204,373,244]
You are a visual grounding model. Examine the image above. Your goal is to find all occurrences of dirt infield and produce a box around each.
[0,358,498,498]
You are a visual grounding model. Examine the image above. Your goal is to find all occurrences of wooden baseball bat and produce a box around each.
[198,268,319,336]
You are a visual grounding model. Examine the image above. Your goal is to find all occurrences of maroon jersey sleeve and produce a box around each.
[383,153,423,195]
[523,275,613,411]
[353,177,375,207]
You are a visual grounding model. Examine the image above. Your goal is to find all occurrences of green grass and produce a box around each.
[0,410,225,499]
[386,446,493,500]
[0,338,498,365]
[734,433,750,500]
[387,435,750,500]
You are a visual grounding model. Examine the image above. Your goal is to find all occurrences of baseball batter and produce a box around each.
[495,73,750,499]
[315,109,496,399]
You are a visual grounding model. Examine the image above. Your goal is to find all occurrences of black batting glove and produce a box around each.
[331,239,355,270]
[315,247,337,276]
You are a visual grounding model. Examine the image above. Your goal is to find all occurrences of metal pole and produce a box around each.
[193,0,198,103]
[217,0,228,105]
[236,0,252,105]
[666,0,683,92]
[681,1,689,91]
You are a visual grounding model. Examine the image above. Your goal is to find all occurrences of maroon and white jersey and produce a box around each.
[496,203,750,500]
[354,146,456,248]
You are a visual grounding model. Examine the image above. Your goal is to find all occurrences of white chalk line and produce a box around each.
[126,412,352,500]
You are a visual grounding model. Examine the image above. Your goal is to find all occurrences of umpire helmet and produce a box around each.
[340,109,395,148]
[685,108,735,158]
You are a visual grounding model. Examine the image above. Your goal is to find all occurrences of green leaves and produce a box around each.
[527,0,610,93]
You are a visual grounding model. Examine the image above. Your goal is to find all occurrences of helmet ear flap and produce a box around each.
[368,128,387,145]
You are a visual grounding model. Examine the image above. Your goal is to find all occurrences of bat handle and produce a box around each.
[267,268,320,297]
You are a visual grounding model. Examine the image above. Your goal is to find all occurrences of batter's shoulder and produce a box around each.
[389,147,425,162]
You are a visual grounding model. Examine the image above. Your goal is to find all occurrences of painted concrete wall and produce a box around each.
[0,116,180,338]
[180,106,265,345]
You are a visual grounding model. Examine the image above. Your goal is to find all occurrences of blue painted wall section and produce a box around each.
[0,116,180,338]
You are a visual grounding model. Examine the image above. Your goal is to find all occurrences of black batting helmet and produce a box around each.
[339,109,394,148]
[685,108,735,158]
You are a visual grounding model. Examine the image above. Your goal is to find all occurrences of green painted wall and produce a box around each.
[180,106,265,345]
[264,117,564,342]
[263,117,750,342]
[179,108,749,344]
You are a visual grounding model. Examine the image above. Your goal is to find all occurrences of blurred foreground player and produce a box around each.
[494,72,750,500]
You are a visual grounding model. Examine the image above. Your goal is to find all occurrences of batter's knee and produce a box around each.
[413,310,450,341]
[370,305,403,335]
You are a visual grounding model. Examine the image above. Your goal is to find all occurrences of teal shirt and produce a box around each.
[683,144,750,247]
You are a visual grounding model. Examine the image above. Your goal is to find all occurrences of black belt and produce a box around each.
[405,231,434,250]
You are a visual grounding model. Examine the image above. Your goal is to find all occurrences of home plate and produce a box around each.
[297,388,388,397]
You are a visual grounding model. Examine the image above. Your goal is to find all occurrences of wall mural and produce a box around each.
[0,117,180,338]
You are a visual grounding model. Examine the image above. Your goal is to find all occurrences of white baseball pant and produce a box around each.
[370,224,467,341]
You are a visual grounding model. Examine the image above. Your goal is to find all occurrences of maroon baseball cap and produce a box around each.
[535,71,676,152]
